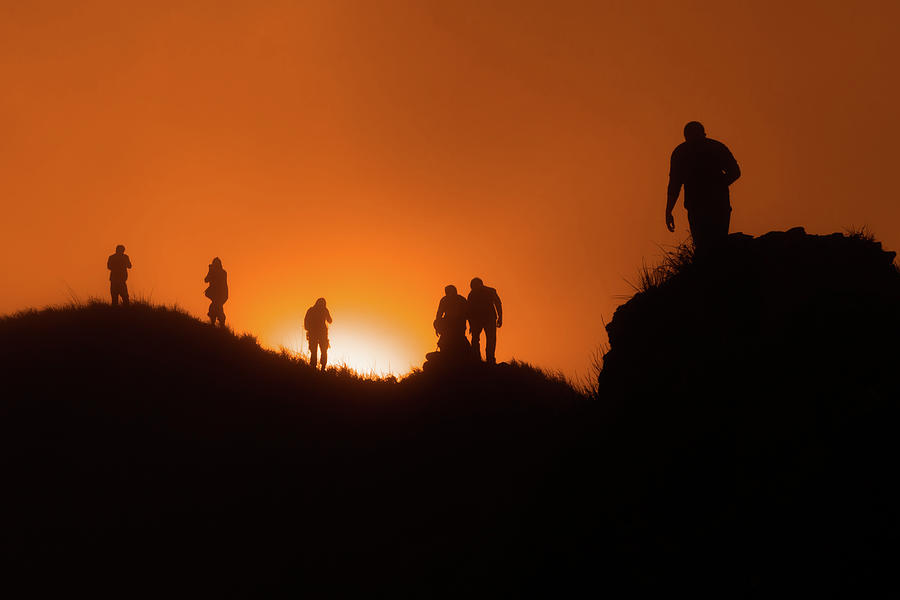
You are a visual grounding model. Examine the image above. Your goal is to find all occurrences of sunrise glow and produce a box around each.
[1,2,898,378]
[269,311,425,376]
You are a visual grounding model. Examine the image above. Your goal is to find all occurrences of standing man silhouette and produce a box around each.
[467,277,502,364]
[204,257,228,326]
[304,298,332,371]
[666,121,741,254]
[107,244,132,306]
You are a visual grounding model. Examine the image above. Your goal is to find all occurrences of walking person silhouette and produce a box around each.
[666,121,741,255]
[204,257,228,326]
[304,298,332,371]
[107,244,132,306]
[467,278,502,364]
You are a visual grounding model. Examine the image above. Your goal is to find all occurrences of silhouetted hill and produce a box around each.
[0,302,582,594]
[3,229,899,596]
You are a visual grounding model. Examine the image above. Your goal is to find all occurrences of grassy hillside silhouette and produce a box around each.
[0,301,583,594]
[2,228,899,595]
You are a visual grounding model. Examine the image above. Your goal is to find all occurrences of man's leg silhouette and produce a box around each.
[208,301,225,326]
[688,207,731,256]
[470,324,484,360]
[484,324,497,364]
[111,282,129,306]
[310,339,327,370]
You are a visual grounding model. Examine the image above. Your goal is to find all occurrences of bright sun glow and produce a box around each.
[269,315,423,377]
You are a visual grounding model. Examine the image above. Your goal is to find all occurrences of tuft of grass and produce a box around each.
[626,241,695,293]
[575,343,607,398]
[844,225,876,242]
[844,225,899,271]
[506,358,571,387]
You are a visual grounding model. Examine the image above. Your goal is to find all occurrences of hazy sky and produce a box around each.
[2,1,898,378]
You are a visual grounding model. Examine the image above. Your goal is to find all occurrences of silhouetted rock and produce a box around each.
[601,228,899,401]
[422,345,478,373]
[589,228,900,595]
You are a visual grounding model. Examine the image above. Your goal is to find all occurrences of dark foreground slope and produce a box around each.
[0,303,582,594]
[2,229,899,596]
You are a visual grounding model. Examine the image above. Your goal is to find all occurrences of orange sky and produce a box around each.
[2,1,898,378]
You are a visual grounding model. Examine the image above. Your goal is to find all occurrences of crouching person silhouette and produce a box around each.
[107,244,132,306]
[434,285,470,358]
[204,257,228,326]
[666,121,741,255]
[467,278,502,363]
[304,298,332,371]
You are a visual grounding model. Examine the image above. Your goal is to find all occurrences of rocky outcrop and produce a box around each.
[422,332,479,373]
[587,228,900,594]
[600,227,900,406]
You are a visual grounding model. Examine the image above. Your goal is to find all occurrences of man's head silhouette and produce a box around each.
[470,277,484,290]
[115,244,125,254]
[683,121,706,141]
[315,297,327,308]
[444,285,457,296]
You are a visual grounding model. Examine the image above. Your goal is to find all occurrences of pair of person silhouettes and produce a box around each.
[666,121,741,254]
[435,278,503,364]
[107,246,230,328]
[304,298,332,371]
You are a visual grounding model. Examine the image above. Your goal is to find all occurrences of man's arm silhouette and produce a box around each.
[494,290,503,328]
[665,149,683,232]
[721,146,741,186]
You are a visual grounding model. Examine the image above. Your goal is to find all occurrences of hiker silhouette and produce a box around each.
[467,277,502,363]
[666,121,741,254]
[106,244,132,306]
[304,298,332,371]
[204,257,228,326]
[434,284,470,357]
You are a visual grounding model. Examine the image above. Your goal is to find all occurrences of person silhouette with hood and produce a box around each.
[204,257,228,326]
[304,298,332,371]
[666,121,741,254]
[467,277,502,363]
[107,244,132,306]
